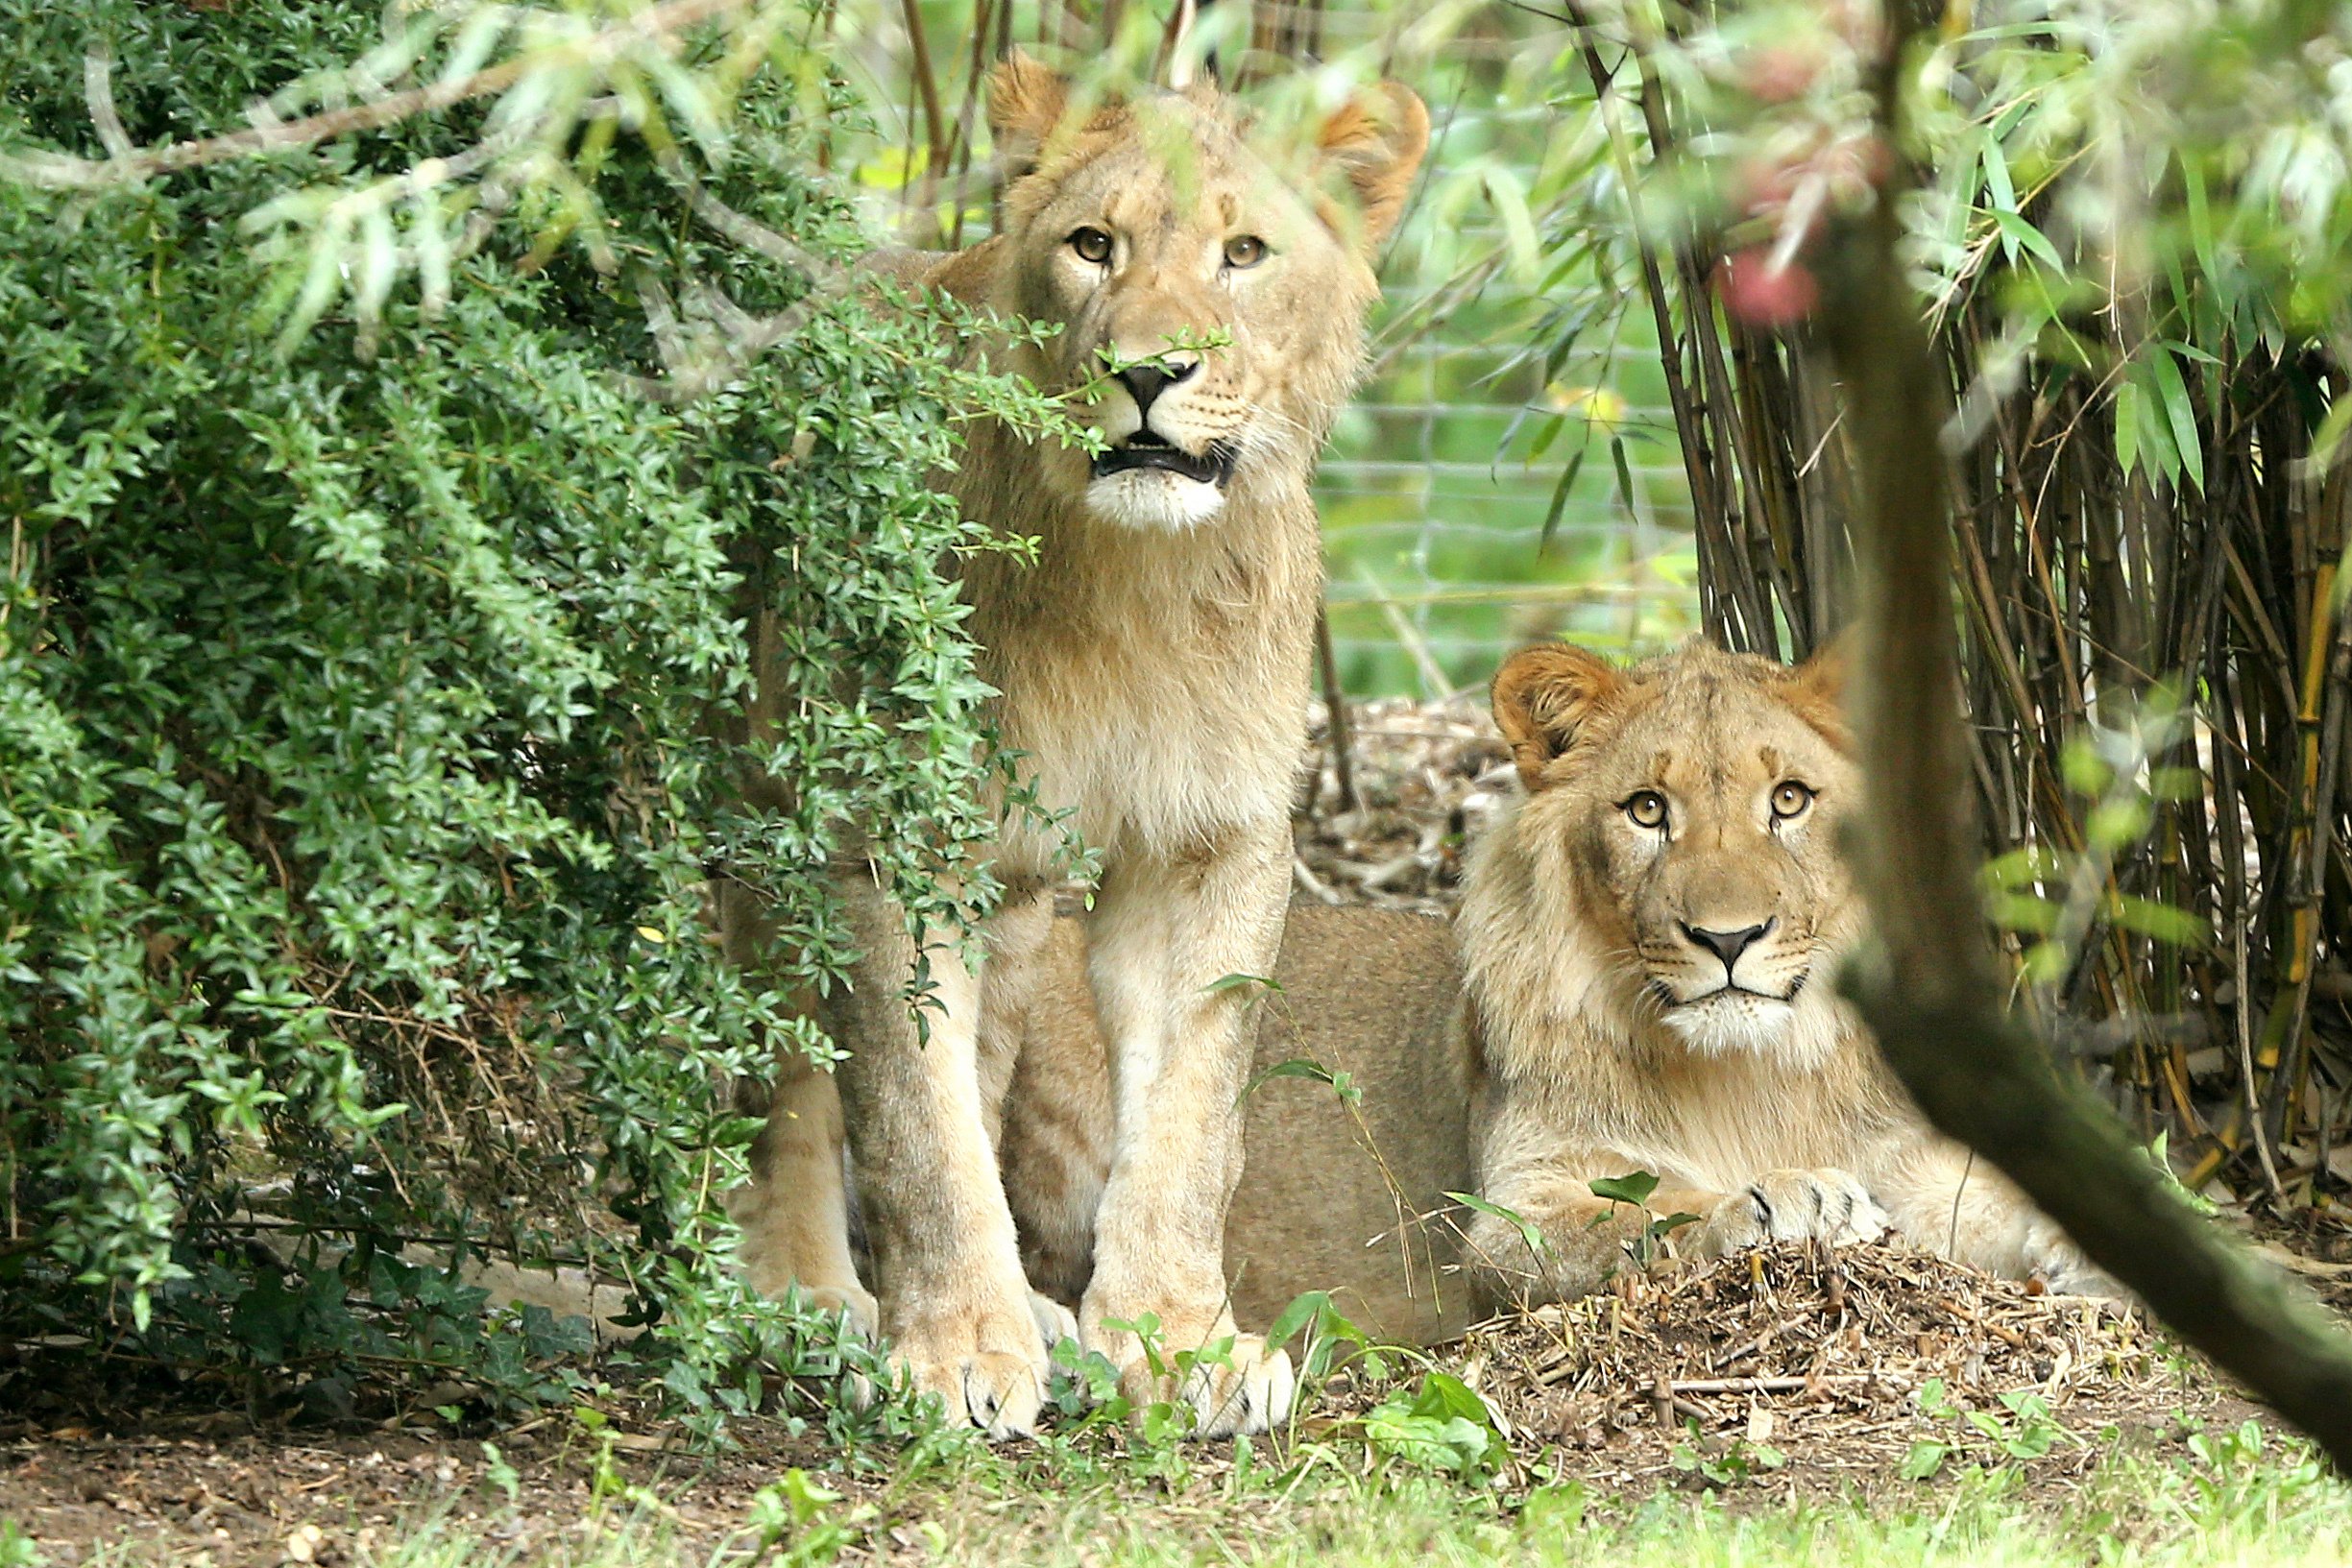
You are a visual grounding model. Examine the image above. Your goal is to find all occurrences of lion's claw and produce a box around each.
[1699,1167,1890,1258]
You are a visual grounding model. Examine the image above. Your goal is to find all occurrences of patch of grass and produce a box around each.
[12,1374,2340,1567]
[255,1418,2352,1567]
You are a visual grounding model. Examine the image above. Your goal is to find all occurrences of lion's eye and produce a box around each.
[1771,781,1815,821]
[1223,234,1268,269]
[1623,791,1669,831]
[1068,227,1114,265]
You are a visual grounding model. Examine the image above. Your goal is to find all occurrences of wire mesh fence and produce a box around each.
[1321,246,1701,699]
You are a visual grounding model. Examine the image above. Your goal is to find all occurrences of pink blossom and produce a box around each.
[1715,248,1821,328]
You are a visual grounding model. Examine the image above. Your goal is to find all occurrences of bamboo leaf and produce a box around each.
[2108,895,2212,946]
[1610,433,1639,521]
[1483,162,1543,284]
[2183,157,2219,283]
[2146,345,2206,492]
[1981,133,2019,265]
[2114,376,2143,480]
[1988,208,2064,274]
[1540,444,1589,552]
[2312,395,2352,471]
[1447,1192,1549,1259]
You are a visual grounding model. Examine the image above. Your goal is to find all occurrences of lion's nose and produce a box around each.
[1683,919,1774,973]
[1116,354,1200,416]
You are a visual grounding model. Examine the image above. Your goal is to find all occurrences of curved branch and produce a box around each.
[0,0,750,191]
[1819,23,2352,1471]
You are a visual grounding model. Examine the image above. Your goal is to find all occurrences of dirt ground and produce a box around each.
[0,1416,830,1566]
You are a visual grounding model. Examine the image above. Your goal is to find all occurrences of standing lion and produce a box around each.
[722,55,1426,1438]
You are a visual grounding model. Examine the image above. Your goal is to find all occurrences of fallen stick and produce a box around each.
[1668,1374,1886,1396]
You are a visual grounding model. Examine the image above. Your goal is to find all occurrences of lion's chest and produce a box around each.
[971,546,1315,874]
[1633,1044,1883,1193]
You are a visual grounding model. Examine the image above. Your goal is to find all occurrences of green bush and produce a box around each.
[0,0,1056,1431]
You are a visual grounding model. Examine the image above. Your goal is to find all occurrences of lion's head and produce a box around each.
[974,54,1426,532]
[1465,639,1858,1061]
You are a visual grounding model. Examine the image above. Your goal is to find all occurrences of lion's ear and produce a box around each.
[989,49,1073,179]
[1315,82,1429,253]
[1783,630,1855,751]
[1796,629,1853,699]
[1491,643,1623,791]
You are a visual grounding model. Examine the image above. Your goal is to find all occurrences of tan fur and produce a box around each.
[724,56,1427,1438]
[1004,901,1476,1350]
[1458,640,2113,1306]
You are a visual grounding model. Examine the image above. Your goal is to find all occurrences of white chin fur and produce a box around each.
[1084,470,1227,531]
[1661,993,1799,1057]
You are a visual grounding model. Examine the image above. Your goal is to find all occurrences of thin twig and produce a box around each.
[3,0,752,190]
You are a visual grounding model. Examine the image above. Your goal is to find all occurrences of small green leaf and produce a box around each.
[1899,1440,1950,1481]
[1448,1191,1550,1260]
[1205,972,1282,995]
[2146,345,2206,493]
[1588,1170,1661,1208]
[1482,162,1542,281]
[1540,444,1589,553]
[1241,1056,1357,1107]
[2087,796,2153,851]
[1264,1290,1335,1349]
[2115,376,2144,479]
[1988,208,2065,272]
[2107,894,2210,946]
[1980,131,2018,218]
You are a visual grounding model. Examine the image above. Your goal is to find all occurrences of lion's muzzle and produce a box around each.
[1090,433,1239,487]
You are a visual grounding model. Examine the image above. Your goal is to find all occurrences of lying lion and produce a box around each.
[1457,639,2111,1304]
[723,54,1427,1437]
[994,639,2108,1344]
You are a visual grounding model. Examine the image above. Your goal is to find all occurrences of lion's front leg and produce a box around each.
[1868,1138,2121,1295]
[1079,831,1296,1438]
[732,1054,877,1336]
[831,873,1055,1438]
[715,876,877,1335]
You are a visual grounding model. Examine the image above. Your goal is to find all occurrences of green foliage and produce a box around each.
[1263,1288,1387,1386]
[1906,1376,2077,1478]
[747,1468,874,1566]
[1669,1422,1787,1489]
[0,0,1069,1431]
[1447,1190,1549,1264]
[1363,1369,1502,1483]
[1242,1055,1357,1108]
[1977,688,2208,992]
[1585,1170,1697,1268]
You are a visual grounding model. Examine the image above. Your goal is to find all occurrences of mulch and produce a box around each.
[0,1417,837,1567]
[0,1231,2323,1563]
[1291,696,1512,910]
[1430,1240,2238,1498]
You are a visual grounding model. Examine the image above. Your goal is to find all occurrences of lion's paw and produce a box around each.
[1030,1291,1079,1352]
[788,1281,881,1342]
[1698,1168,1890,1258]
[1166,1332,1295,1439]
[890,1298,1054,1440]
[2023,1219,2127,1299]
[1085,1311,1296,1439]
